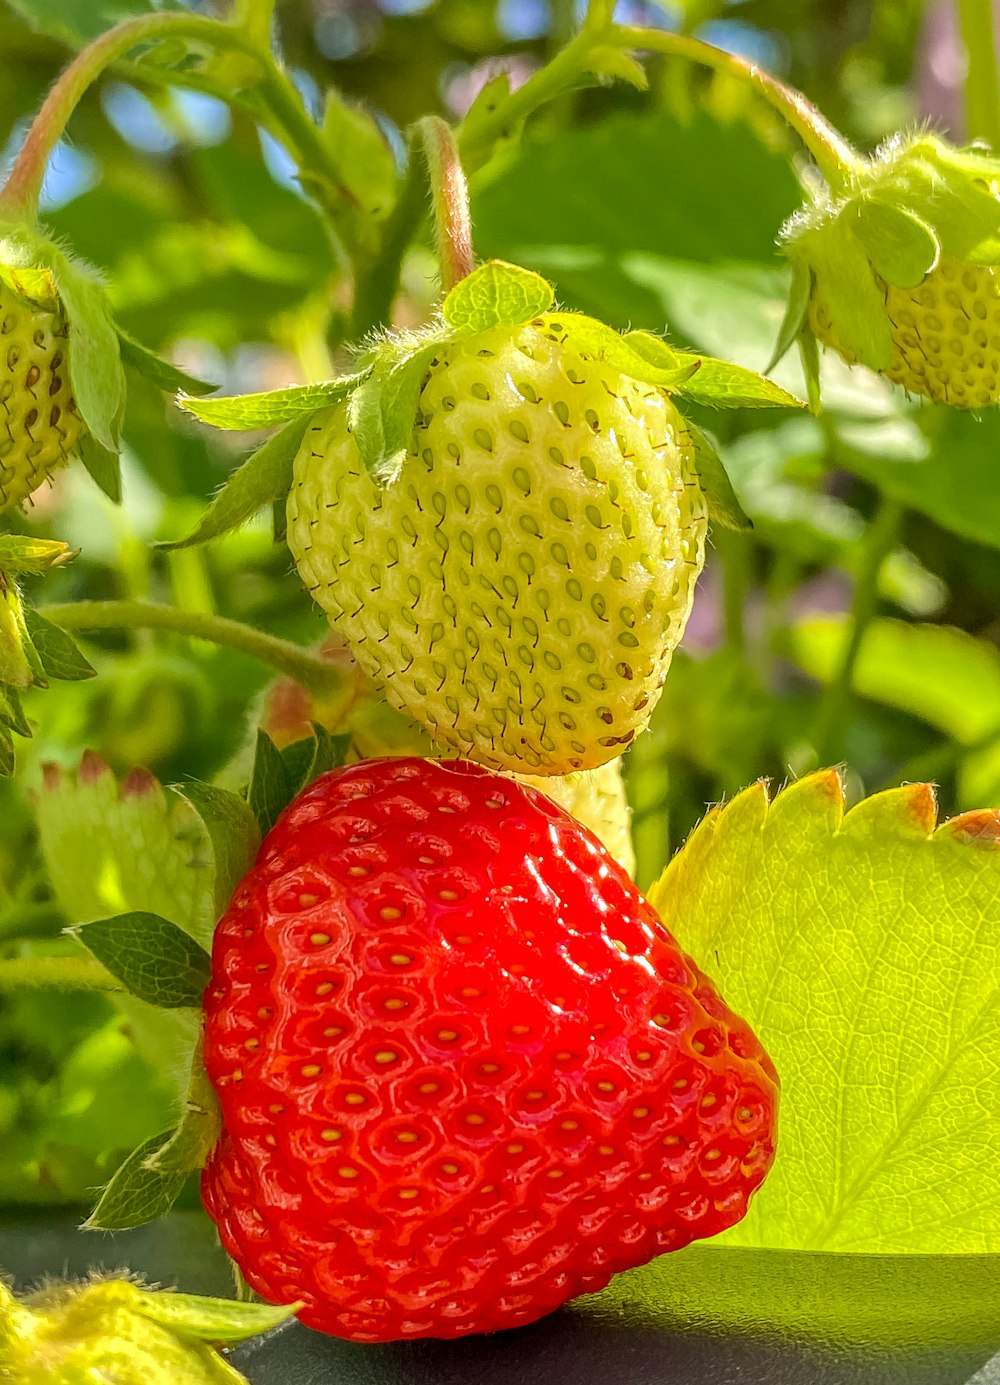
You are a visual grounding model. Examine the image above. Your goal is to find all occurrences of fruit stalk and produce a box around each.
[0,13,235,219]
[957,0,1000,151]
[0,956,122,992]
[41,600,349,695]
[416,117,475,291]
[612,26,863,195]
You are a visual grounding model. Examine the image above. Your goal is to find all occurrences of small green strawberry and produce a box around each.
[176,260,798,775]
[287,318,707,775]
[0,278,83,511]
[777,133,1000,408]
[0,1274,294,1384]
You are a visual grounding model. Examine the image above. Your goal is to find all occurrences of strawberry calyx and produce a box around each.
[171,257,801,550]
[774,131,1000,404]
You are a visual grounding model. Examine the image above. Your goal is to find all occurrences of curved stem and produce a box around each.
[811,494,903,764]
[41,601,346,695]
[612,26,863,194]
[958,0,1000,150]
[0,956,121,992]
[415,117,474,292]
[0,13,247,220]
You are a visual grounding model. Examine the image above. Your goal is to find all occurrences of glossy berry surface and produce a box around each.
[286,315,707,775]
[201,758,777,1343]
[0,281,84,512]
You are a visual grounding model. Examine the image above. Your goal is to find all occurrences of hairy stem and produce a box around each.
[612,26,863,194]
[0,13,242,219]
[41,601,346,695]
[811,495,904,764]
[416,117,474,292]
[0,956,122,992]
[957,0,1000,150]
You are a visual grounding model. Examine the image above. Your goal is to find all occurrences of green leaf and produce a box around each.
[157,413,313,550]
[82,1128,186,1231]
[686,422,751,531]
[442,260,554,333]
[625,332,803,409]
[582,1244,1000,1349]
[72,911,211,1008]
[136,1291,297,1343]
[0,685,30,738]
[116,326,216,397]
[0,536,73,576]
[0,725,14,778]
[650,770,1000,1252]
[766,258,812,372]
[22,607,96,682]
[142,1035,220,1177]
[78,433,123,504]
[348,337,445,483]
[173,780,260,917]
[248,729,291,836]
[786,615,1000,746]
[48,252,126,453]
[849,197,940,288]
[180,375,362,430]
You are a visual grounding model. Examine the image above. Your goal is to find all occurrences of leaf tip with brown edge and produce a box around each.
[78,749,112,784]
[938,807,1000,847]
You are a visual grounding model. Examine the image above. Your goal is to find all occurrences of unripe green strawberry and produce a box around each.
[780,133,1000,408]
[287,315,708,775]
[0,1275,291,1384]
[0,278,84,511]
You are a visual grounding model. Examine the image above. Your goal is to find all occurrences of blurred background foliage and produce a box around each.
[1,0,999,1209]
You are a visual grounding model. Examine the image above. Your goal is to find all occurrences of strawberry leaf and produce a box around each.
[71,911,211,1008]
[180,375,363,430]
[157,413,314,550]
[82,1128,186,1231]
[650,770,1000,1252]
[22,607,96,682]
[116,326,216,397]
[173,780,260,917]
[442,259,554,333]
[687,422,751,532]
[348,337,446,483]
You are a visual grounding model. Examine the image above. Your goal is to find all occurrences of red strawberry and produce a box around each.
[201,758,777,1343]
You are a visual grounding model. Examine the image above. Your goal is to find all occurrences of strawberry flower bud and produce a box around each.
[781,132,1000,407]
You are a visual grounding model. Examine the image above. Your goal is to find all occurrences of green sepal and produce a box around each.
[848,197,940,288]
[82,1128,187,1231]
[348,335,448,483]
[799,329,822,414]
[442,259,555,332]
[586,44,650,90]
[157,413,315,550]
[180,375,364,430]
[0,725,13,778]
[70,910,212,1008]
[117,326,216,397]
[0,684,29,738]
[22,606,96,682]
[47,250,126,453]
[172,780,261,917]
[0,535,74,576]
[800,225,894,371]
[134,1291,297,1344]
[624,330,803,409]
[767,259,812,373]
[79,432,124,504]
[687,422,752,531]
[282,723,351,798]
[247,729,292,836]
[0,574,36,689]
[458,71,513,163]
[557,313,701,390]
[143,1035,221,1178]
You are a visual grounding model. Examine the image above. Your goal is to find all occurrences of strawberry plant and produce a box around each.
[0,1,999,1381]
